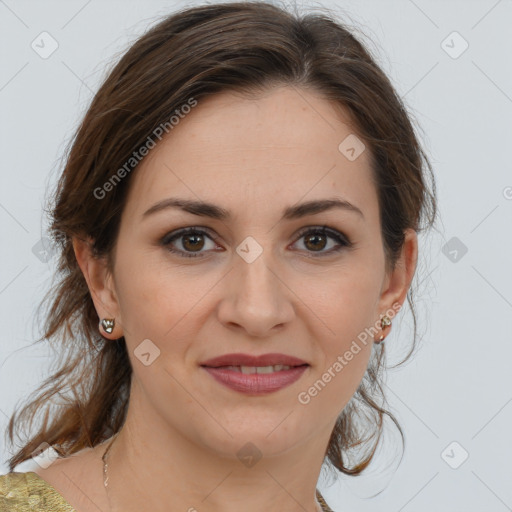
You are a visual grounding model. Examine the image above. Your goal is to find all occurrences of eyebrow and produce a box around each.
[142,197,364,221]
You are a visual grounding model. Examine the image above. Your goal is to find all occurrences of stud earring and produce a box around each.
[100,318,115,335]
[375,315,391,344]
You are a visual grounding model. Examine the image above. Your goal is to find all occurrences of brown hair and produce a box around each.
[5,0,437,478]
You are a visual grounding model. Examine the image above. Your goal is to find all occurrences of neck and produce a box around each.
[101,384,332,512]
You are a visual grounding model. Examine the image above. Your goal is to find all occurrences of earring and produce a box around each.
[100,318,115,335]
[375,315,391,344]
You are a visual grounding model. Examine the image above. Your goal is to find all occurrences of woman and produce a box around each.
[0,1,437,511]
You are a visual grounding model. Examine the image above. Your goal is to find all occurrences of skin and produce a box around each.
[33,85,417,512]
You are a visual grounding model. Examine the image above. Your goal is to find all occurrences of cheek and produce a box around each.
[114,251,219,344]
[301,262,378,398]
[304,258,381,334]
[305,303,374,416]
[299,336,372,421]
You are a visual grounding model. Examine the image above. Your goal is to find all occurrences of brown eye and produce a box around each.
[161,225,352,259]
[162,228,218,258]
[293,226,351,256]
[181,233,205,252]
[303,232,327,252]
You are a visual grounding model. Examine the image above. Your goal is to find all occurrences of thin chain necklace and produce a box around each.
[101,432,325,512]
[102,432,120,512]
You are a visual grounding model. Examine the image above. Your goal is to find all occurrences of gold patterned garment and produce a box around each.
[0,472,76,511]
[0,471,334,511]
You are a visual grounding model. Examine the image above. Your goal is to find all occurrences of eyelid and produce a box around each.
[293,225,351,245]
[160,224,352,258]
[160,226,221,253]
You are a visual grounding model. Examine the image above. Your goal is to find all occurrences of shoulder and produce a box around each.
[0,471,76,511]
[14,444,108,512]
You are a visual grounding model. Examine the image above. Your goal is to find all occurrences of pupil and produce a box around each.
[183,234,204,251]
[305,234,326,251]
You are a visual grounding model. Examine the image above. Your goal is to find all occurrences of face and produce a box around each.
[77,85,416,460]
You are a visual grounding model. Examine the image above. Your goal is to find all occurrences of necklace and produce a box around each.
[102,433,325,512]
[102,432,120,512]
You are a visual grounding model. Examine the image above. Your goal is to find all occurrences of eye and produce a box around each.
[161,227,219,258]
[291,226,352,256]
[160,225,352,259]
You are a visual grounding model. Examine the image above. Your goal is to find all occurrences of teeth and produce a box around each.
[223,365,293,374]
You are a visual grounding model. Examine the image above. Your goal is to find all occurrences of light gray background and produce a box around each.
[1,0,511,510]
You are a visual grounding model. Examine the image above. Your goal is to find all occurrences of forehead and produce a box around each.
[123,85,377,225]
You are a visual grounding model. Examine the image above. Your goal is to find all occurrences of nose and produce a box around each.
[216,251,295,337]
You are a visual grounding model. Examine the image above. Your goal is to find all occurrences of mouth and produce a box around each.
[199,353,310,394]
[200,362,310,395]
[200,352,309,368]
[201,364,309,374]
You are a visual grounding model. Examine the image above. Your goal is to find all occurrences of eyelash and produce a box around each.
[160,225,352,259]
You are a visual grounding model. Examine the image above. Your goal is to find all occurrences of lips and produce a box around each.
[202,365,308,394]
[200,352,309,368]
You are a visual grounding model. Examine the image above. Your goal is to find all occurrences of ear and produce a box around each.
[72,236,123,339]
[377,228,418,324]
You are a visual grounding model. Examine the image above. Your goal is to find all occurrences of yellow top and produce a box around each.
[0,471,334,511]
[0,471,76,511]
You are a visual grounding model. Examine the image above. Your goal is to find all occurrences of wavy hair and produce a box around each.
[4,0,437,480]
